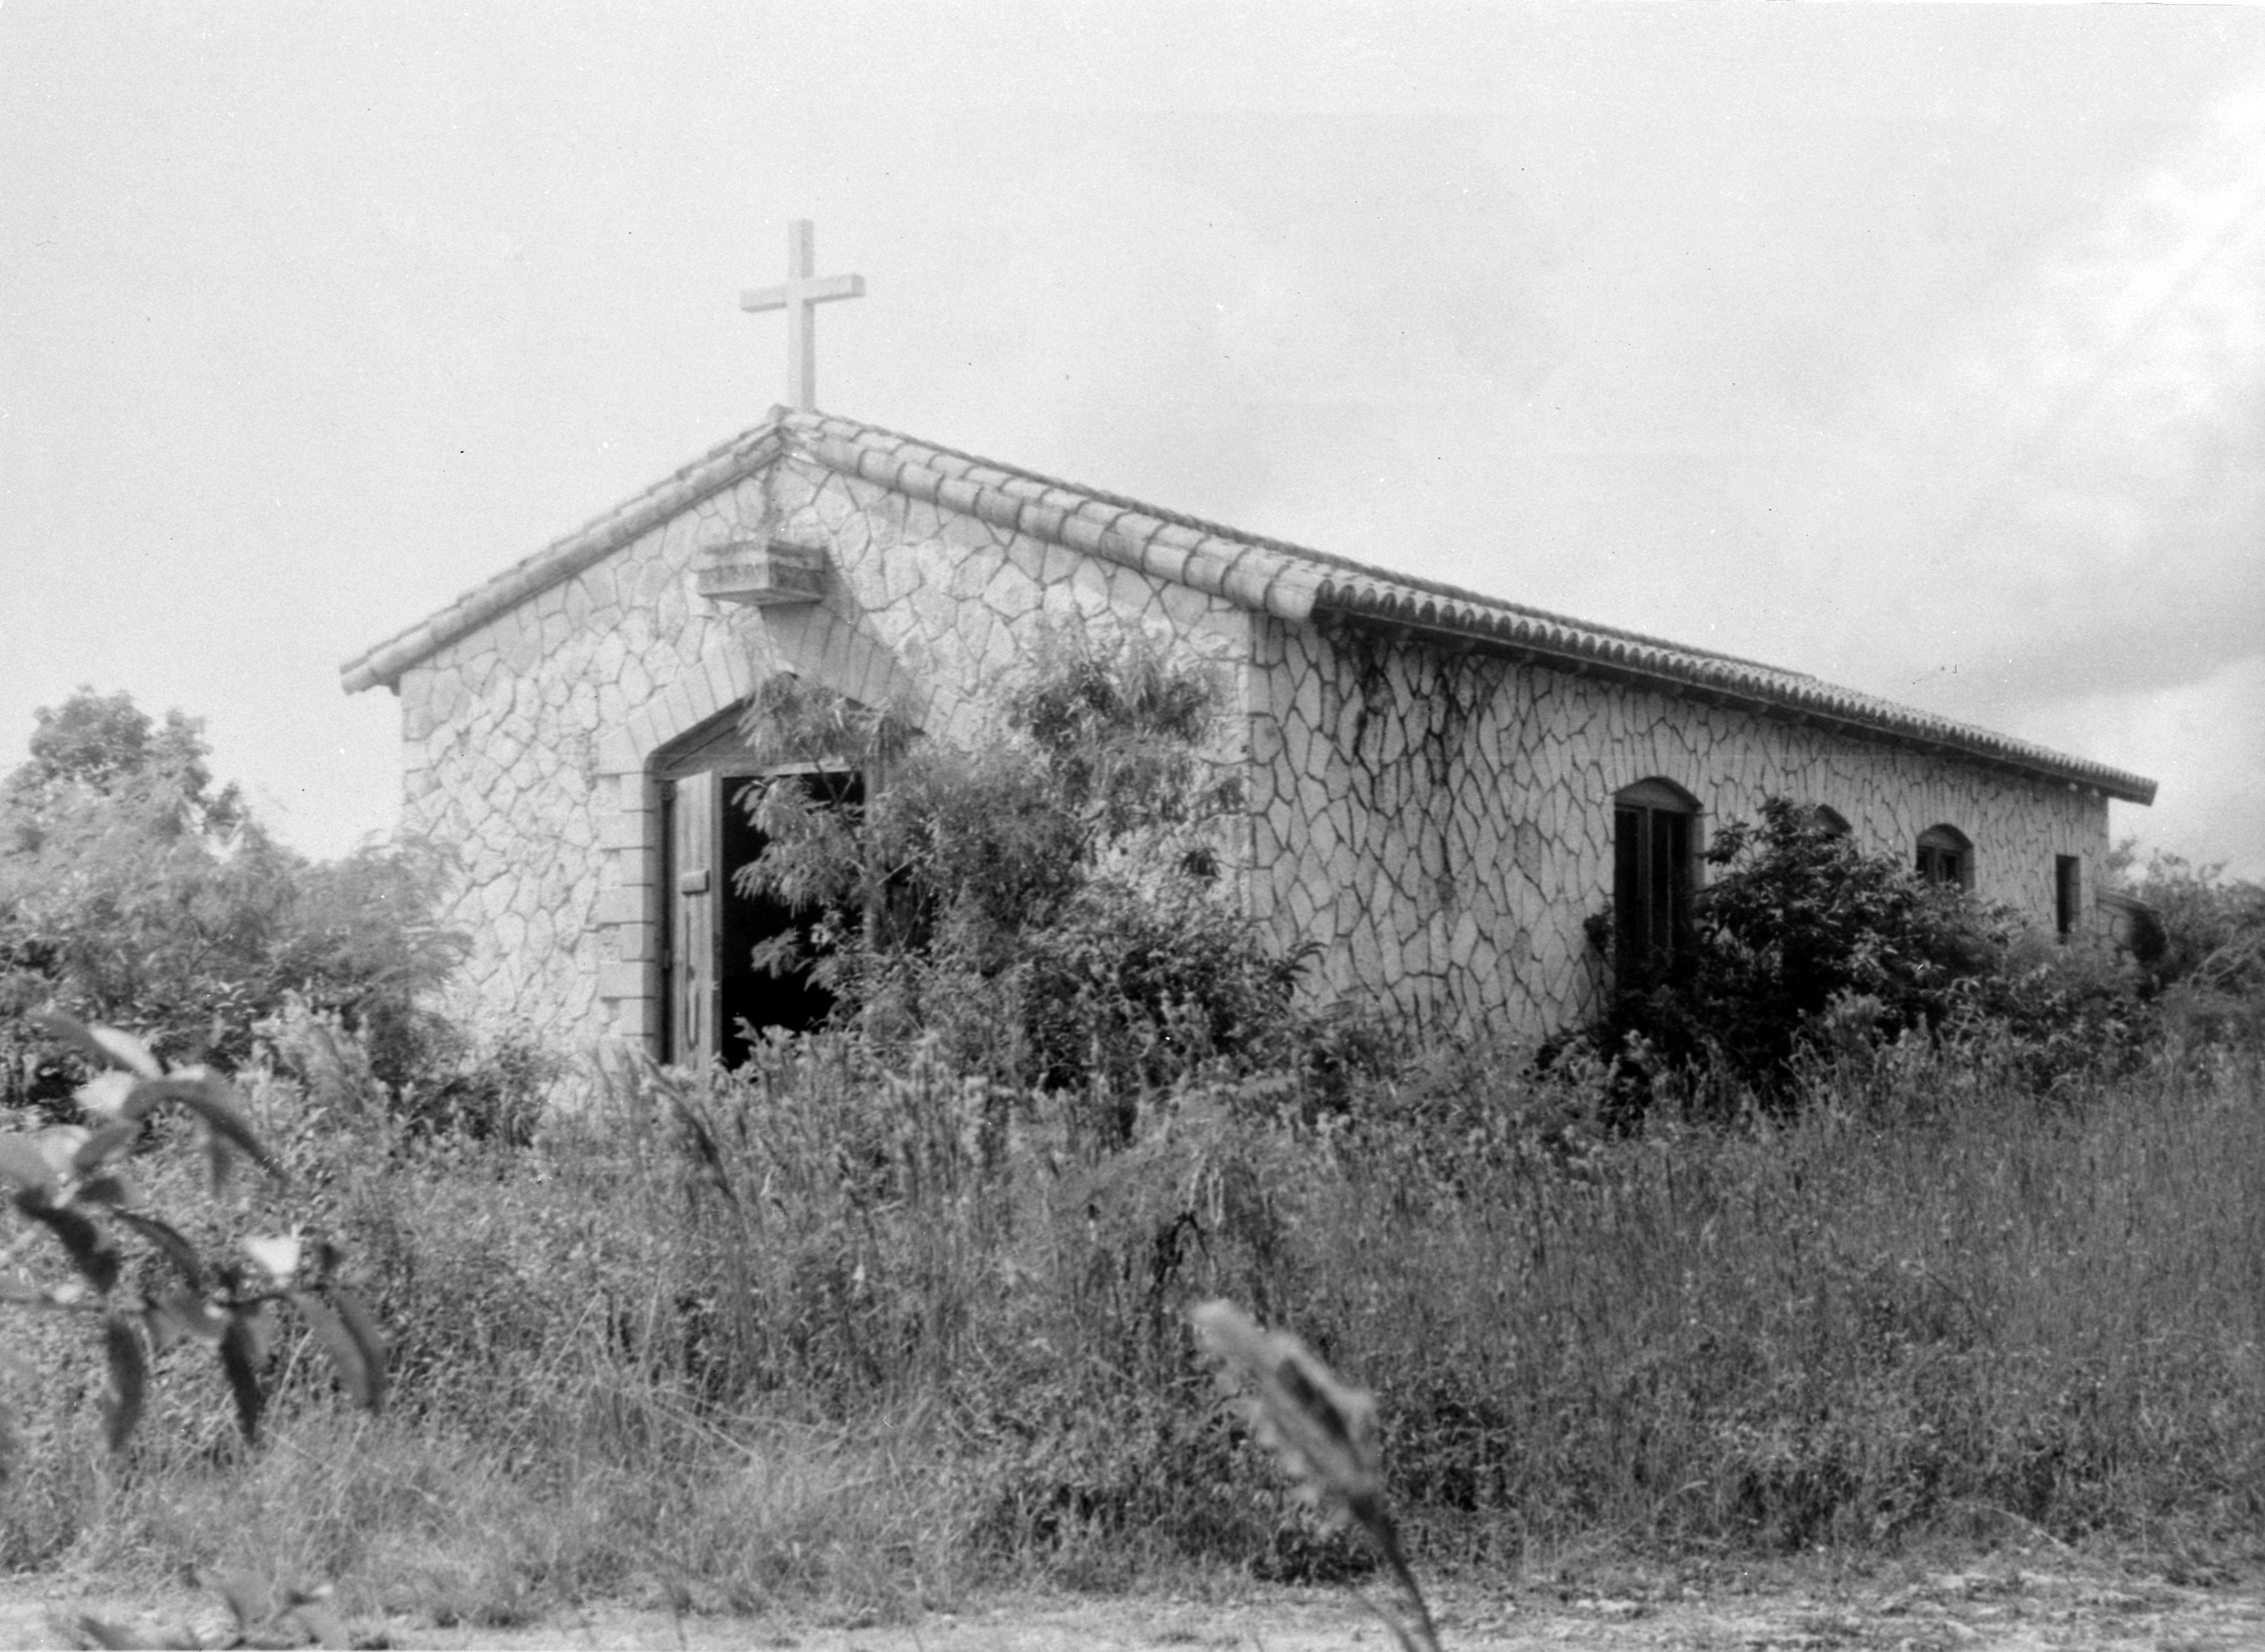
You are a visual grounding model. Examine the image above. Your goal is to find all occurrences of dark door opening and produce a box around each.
[718,769,862,1066]
[665,766,863,1068]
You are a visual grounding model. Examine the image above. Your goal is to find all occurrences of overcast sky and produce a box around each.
[4,4,2261,879]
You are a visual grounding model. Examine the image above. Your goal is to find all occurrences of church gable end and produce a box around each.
[361,414,1259,1064]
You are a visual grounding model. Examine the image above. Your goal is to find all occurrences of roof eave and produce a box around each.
[1319,602,2158,807]
[335,406,2158,810]
[339,418,794,694]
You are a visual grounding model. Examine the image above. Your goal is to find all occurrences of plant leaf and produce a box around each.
[18,1197,120,1295]
[72,1119,142,1175]
[329,1287,389,1413]
[76,1071,142,1122]
[235,1301,274,1364]
[1190,1299,1385,1524]
[218,1311,267,1443]
[139,1075,284,1186]
[0,1136,55,1196]
[150,1288,229,1346]
[30,1011,161,1077]
[35,1126,89,1180]
[100,1311,147,1453]
[90,1026,163,1079]
[116,1213,210,1291]
[75,1173,135,1209]
[243,1234,300,1284]
[290,1288,385,1413]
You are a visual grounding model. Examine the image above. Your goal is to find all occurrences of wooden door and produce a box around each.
[668,771,722,1065]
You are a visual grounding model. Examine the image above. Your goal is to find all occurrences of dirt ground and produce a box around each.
[6,1551,2261,1650]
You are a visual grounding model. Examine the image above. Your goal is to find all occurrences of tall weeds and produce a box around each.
[6,1033,2261,1618]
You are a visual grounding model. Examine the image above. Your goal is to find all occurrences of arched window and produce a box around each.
[1916,824,1973,891]
[1808,805,1851,838]
[1614,779,1699,973]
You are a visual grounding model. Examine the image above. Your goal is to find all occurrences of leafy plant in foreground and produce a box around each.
[1192,1299,1440,1652]
[0,687,469,1116]
[0,1011,385,1452]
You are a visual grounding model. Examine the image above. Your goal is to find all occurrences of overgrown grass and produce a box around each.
[6,1030,2263,1622]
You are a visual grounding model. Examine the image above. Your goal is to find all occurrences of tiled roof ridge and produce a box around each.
[779,413,2154,805]
[337,407,2156,805]
[782,410,1805,679]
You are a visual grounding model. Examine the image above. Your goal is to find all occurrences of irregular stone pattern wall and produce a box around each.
[394,448,1251,1059]
[1243,616,2112,1040]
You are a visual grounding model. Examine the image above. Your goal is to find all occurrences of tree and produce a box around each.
[2116,848,2265,1047]
[0,689,465,1110]
[2120,849,2265,998]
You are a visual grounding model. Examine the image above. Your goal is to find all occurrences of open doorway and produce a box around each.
[663,765,863,1069]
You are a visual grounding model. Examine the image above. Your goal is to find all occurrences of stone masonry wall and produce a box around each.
[394,447,1251,1063]
[390,430,2114,1067]
[1243,614,2112,1042]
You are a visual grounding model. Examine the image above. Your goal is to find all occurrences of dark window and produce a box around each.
[2055,855,2082,940]
[1916,824,1973,891]
[1614,779,1698,975]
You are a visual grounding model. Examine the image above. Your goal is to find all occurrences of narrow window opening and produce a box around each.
[2055,854,2082,941]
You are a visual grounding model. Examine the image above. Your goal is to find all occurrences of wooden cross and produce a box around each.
[740,220,864,412]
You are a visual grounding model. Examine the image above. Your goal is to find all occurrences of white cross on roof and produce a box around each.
[739,220,865,413]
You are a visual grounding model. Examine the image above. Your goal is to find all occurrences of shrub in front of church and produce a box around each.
[1593,797,2011,1113]
[2114,846,2265,1049]
[1592,799,2182,1115]
[729,631,1308,1108]
[0,687,469,1118]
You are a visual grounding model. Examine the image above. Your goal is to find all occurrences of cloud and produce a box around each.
[2024,652,2265,881]
[1834,86,2265,714]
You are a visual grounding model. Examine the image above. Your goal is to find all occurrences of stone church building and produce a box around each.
[341,407,2156,1071]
